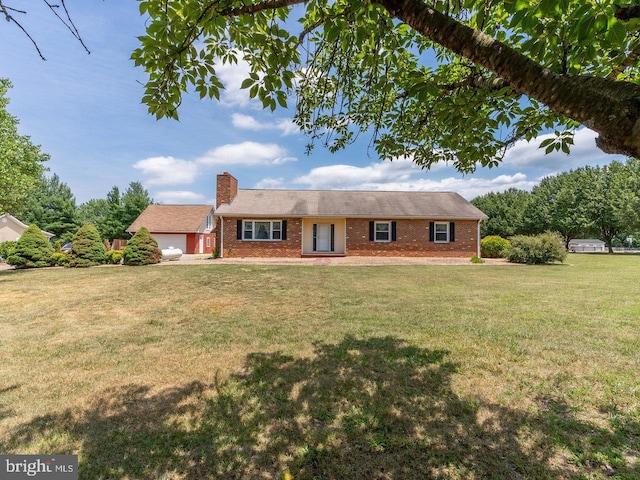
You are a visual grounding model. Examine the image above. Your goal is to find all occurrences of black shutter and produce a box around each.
[450,222,455,242]
[391,221,397,242]
[331,224,335,251]
[429,222,434,242]
[237,220,242,240]
[369,221,375,241]
[313,224,317,251]
[282,220,287,240]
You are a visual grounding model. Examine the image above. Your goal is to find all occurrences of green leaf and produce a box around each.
[606,21,627,45]
[240,78,254,89]
[576,15,597,42]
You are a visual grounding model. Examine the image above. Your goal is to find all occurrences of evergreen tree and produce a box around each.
[100,183,153,241]
[6,224,54,268]
[77,198,110,234]
[122,227,161,266]
[67,223,106,267]
[21,173,79,244]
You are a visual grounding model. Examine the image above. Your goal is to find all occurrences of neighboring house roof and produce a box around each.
[215,190,488,220]
[568,239,606,246]
[127,204,215,233]
[0,213,55,239]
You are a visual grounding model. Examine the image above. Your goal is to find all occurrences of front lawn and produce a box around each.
[1,255,638,479]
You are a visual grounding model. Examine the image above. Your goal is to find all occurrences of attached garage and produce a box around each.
[127,204,215,255]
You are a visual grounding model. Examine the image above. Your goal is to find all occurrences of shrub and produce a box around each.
[470,255,485,264]
[481,235,511,258]
[0,240,17,262]
[122,227,161,266]
[68,223,107,267]
[507,232,567,265]
[105,249,123,265]
[6,225,54,268]
[51,252,70,267]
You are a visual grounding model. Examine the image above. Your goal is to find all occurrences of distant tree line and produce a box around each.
[471,159,640,253]
[17,173,153,245]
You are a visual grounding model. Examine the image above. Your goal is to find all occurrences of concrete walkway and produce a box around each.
[0,256,512,271]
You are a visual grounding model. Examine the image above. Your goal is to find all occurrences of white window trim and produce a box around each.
[434,222,450,243]
[242,220,282,241]
[205,213,213,232]
[374,221,391,243]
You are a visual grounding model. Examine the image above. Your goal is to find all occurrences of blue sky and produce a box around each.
[0,0,626,206]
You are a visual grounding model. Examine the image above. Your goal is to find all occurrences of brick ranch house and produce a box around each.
[215,172,488,258]
[127,204,215,254]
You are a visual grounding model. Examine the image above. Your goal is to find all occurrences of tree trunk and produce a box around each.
[375,0,640,158]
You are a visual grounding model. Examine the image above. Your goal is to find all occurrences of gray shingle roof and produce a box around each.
[127,204,214,233]
[216,190,487,220]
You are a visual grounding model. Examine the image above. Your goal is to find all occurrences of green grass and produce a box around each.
[0,255,638,479]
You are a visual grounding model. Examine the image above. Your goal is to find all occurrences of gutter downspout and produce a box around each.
[219,216,224,258]
[477,221,482,258]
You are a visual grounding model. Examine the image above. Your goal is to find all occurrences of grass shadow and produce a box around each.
[2,336,638,479]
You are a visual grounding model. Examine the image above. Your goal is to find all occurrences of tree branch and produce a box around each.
[442,75,511,92]
[0,1,47,60]
[217,0,306,16]
[1,0,90,58]
[44,0,90,54]
[615,5,640,21]
[374,0,640,157]
[608,40,640,79]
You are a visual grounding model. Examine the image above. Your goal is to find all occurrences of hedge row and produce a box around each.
[3,224,161,269]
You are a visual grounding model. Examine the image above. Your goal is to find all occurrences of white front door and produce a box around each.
[198,235,204,254]
[316,224,332,252]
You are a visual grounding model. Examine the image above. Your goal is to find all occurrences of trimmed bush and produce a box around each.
[105,249,124,265]
[68,223,107,267]
[6,225,54,268]
[51,252,70,267]
[122,227,161,266]
[0,240,17,262]
[470,255,485,264]
[481,235,511,258]
[507,232,567,265]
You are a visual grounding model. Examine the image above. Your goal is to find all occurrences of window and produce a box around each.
[206,237,211,248]
[206,213,213,231]
[375,221,391,242]
[434,222,449,242]
[242,220,282,241]
[369,221,397,242]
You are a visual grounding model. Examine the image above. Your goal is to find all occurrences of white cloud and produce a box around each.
[153,190,207,204]
[216,58,255,108]
[502,128,624,172]
[254,177,285,189]
[231,113,264,130]
[231,113,299,136]
[196,141,296,167]
[293,158,419,188]
[132,156,199,186]
[362,173,537,200]
[293,160,536,199]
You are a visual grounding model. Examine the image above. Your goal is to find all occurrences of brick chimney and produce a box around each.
[216,172,238,208]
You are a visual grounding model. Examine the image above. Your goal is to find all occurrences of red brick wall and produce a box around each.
[346,219,479,257]
[220,218,302,257]
[220,217,479,257]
